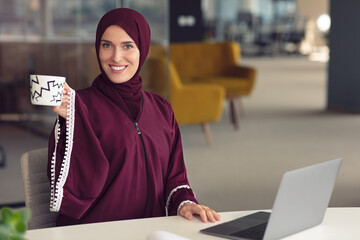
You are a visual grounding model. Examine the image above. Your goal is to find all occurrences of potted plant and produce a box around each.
[0,207,31,240]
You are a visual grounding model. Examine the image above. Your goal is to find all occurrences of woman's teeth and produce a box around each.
[111,65,125,71]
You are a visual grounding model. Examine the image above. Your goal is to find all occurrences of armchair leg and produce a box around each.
[202,123,213,147]
[228,96,245,130]
[0,145,5,168]
[229,99,240,130]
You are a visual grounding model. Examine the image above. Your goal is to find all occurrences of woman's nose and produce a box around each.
[112,48,123,62]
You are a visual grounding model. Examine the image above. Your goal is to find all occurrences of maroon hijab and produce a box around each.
[92,8,151,121]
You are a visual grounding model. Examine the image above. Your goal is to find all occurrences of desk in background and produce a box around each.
[26,208,360,240]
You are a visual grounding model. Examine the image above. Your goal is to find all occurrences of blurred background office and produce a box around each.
[1,0,359,213]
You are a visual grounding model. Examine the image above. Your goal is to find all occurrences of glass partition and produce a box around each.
[0,0,168,207]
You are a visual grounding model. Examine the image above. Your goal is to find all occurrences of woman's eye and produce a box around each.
[102,43,111,48]
[124,44,133,50]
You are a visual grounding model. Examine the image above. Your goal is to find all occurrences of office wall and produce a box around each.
[296,0,328,19]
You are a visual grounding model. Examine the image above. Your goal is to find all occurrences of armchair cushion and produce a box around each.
[171,83,225,124]
[170,42,256,97]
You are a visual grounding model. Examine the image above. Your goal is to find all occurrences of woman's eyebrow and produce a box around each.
[101,39,112,44]
[101,39,135,45]
[121,41,135,44]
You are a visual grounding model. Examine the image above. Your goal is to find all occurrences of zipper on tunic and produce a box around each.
[134,122,141,135]
[132,100,148,217]
[133,121,149,217]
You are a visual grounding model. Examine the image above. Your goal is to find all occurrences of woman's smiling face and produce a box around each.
[99,25,140,84]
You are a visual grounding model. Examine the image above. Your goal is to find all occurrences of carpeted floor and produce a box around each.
[180,56,360,212]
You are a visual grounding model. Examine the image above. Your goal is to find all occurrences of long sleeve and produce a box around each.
[164,109,198,216]
[48,90,109,221]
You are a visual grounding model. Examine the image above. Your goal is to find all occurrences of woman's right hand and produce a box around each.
[51,82,72,119]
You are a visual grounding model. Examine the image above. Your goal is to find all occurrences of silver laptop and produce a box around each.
[200,158,342,240]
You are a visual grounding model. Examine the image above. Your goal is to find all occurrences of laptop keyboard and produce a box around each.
[229,222,268,240]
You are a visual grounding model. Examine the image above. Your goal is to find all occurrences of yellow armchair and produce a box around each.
[170,41,256,129]
[143,55,225,146]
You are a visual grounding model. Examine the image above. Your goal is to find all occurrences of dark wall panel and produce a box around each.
[169,0,204,42]
[328,0,360,112]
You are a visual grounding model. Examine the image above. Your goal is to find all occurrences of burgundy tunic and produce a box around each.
[47,8,198,226]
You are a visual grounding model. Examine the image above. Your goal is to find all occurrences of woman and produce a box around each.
[48,8,220,226]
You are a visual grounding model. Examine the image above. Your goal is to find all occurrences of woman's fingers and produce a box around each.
[51,82,72,119]
[179,203,221,223]
[64,82,71,92]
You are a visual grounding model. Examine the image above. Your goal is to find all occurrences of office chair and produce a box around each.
[20,148,58,229]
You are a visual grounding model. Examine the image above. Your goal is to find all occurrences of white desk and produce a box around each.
[26,208,359,240]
